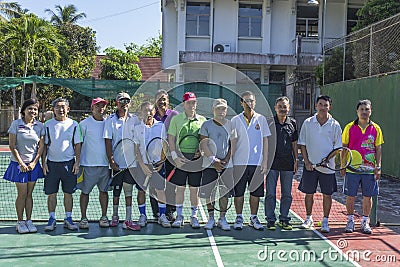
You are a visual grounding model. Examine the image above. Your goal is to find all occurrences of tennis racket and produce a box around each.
[166,134,200,182]
[312,147,352,171]
[346,149,376,173]
[143,137,169,187]
[104,138,136,191]
[201,138,233,212]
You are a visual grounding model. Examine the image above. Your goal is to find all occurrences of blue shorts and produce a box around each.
[343,173,379,197]
[3,161,44,183]
[298,169,337,195]
[45,159,77,195]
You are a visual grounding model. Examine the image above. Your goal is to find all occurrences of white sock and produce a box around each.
[306,215,313,221]
[348,214,354,221]
[176,205,183,216]
[49,212,56,219]
[191,206,198,217]
[65,212,72,218]
[322,217,328,222]
[362,216,369,223]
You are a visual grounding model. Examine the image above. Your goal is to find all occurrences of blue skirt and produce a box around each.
[3,161,44,183]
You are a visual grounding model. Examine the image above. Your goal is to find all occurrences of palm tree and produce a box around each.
[1,14,64,102]
[45,4,86,26]
[0,1,21,21]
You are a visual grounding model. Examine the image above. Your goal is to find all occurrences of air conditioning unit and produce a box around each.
[213,43,231,53]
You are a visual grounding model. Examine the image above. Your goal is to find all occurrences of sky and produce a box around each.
[16,0,162,53]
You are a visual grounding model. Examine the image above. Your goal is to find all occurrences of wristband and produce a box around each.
[171,151,178,160]
[208,156,217,164]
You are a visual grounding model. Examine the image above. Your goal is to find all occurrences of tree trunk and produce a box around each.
[21,47,29,105]
[11,53,18,120]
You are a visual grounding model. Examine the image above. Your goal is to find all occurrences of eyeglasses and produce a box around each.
[118,99,131,104]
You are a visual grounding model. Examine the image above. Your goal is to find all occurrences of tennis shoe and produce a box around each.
[16,221,29,234]
[45,217,56,231]
[138,214,147,227]
[64,217,78,230]
[345,220,355,233]
[277,221,292,230]
[110,215,119,227]
[217,217,231,231]
[190,216,200,229]
[172,215,184,228]
[204,217,216,230]
[266,221,276,230]
[79,218,89,229]
[99,216,110,227]
[166,212,175,222]
[300,218,313,229]
[249,216,264,230]
[158,214,171,228]
[321,220,330,233]
[233,215,244,230]
[122,220,140,231]
[361,221,372,234]
[25,220,37,233]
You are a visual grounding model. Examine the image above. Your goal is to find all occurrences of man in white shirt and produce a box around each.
[78,97,110,229]
[298,95,342,233]
[42,98,82,231]
[103,92,141,231]
[231,91,271,231]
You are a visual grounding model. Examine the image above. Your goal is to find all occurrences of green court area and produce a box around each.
[0,221,356,267]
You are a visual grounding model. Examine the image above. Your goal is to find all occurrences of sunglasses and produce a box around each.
[118,98,131,104]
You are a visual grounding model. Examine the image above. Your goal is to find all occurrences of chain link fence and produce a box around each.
[323,13,400,85]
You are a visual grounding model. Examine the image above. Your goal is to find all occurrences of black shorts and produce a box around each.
[112,168,138,198]
[44,159,77,195]
[199,168,234,198]
[135,165,166,191]
[233,165,264,197]
[298,169,337,195]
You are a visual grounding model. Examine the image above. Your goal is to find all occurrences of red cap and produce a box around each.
[182,92,197,102]
[91,97,108,107]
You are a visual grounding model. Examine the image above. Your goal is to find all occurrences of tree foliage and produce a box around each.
[126,34,162,57]
[353,0,400,31]
[100,47,142,80]
[45,4,86,26]
[0,1,21,21]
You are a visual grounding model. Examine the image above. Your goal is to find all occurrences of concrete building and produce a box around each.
[161,0,365,123]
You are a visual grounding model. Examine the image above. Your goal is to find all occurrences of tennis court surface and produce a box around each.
[0,149,399,266]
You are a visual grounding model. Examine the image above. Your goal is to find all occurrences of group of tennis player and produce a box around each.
[3,89,383,236]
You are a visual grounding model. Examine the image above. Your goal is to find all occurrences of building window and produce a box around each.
[269,71,286,84]
[238,3,262,37]
[237,69,261,84]
[186,2,210,36]
[296,6,319,38]
[347,7,360,34]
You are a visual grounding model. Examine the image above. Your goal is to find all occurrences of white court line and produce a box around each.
[289,208,362,267]
[198,204,224,267]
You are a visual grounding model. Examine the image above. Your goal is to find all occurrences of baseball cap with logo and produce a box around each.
[182,92,197,102]
[213,98,227,108]
[116,92,130,102]
[91,97,108,107]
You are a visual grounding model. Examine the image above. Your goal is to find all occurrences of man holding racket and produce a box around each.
[341,99,383,234]
[199,98,236,231]
[134,101,171,227]
[150,89,178,221]
[77,97,110,229]
[42,98,82,231]
[265,96,298,231]
[298,95,342,233]
[168,92,206,228]
[104,92,141,231]
[231,91,271,231]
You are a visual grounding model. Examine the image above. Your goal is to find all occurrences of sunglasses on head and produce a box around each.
[118,98,131,104]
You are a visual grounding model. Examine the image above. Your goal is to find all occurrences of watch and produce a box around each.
[376,166,381,170]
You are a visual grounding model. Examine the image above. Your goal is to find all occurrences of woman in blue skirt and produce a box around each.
[3,98,45,233]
